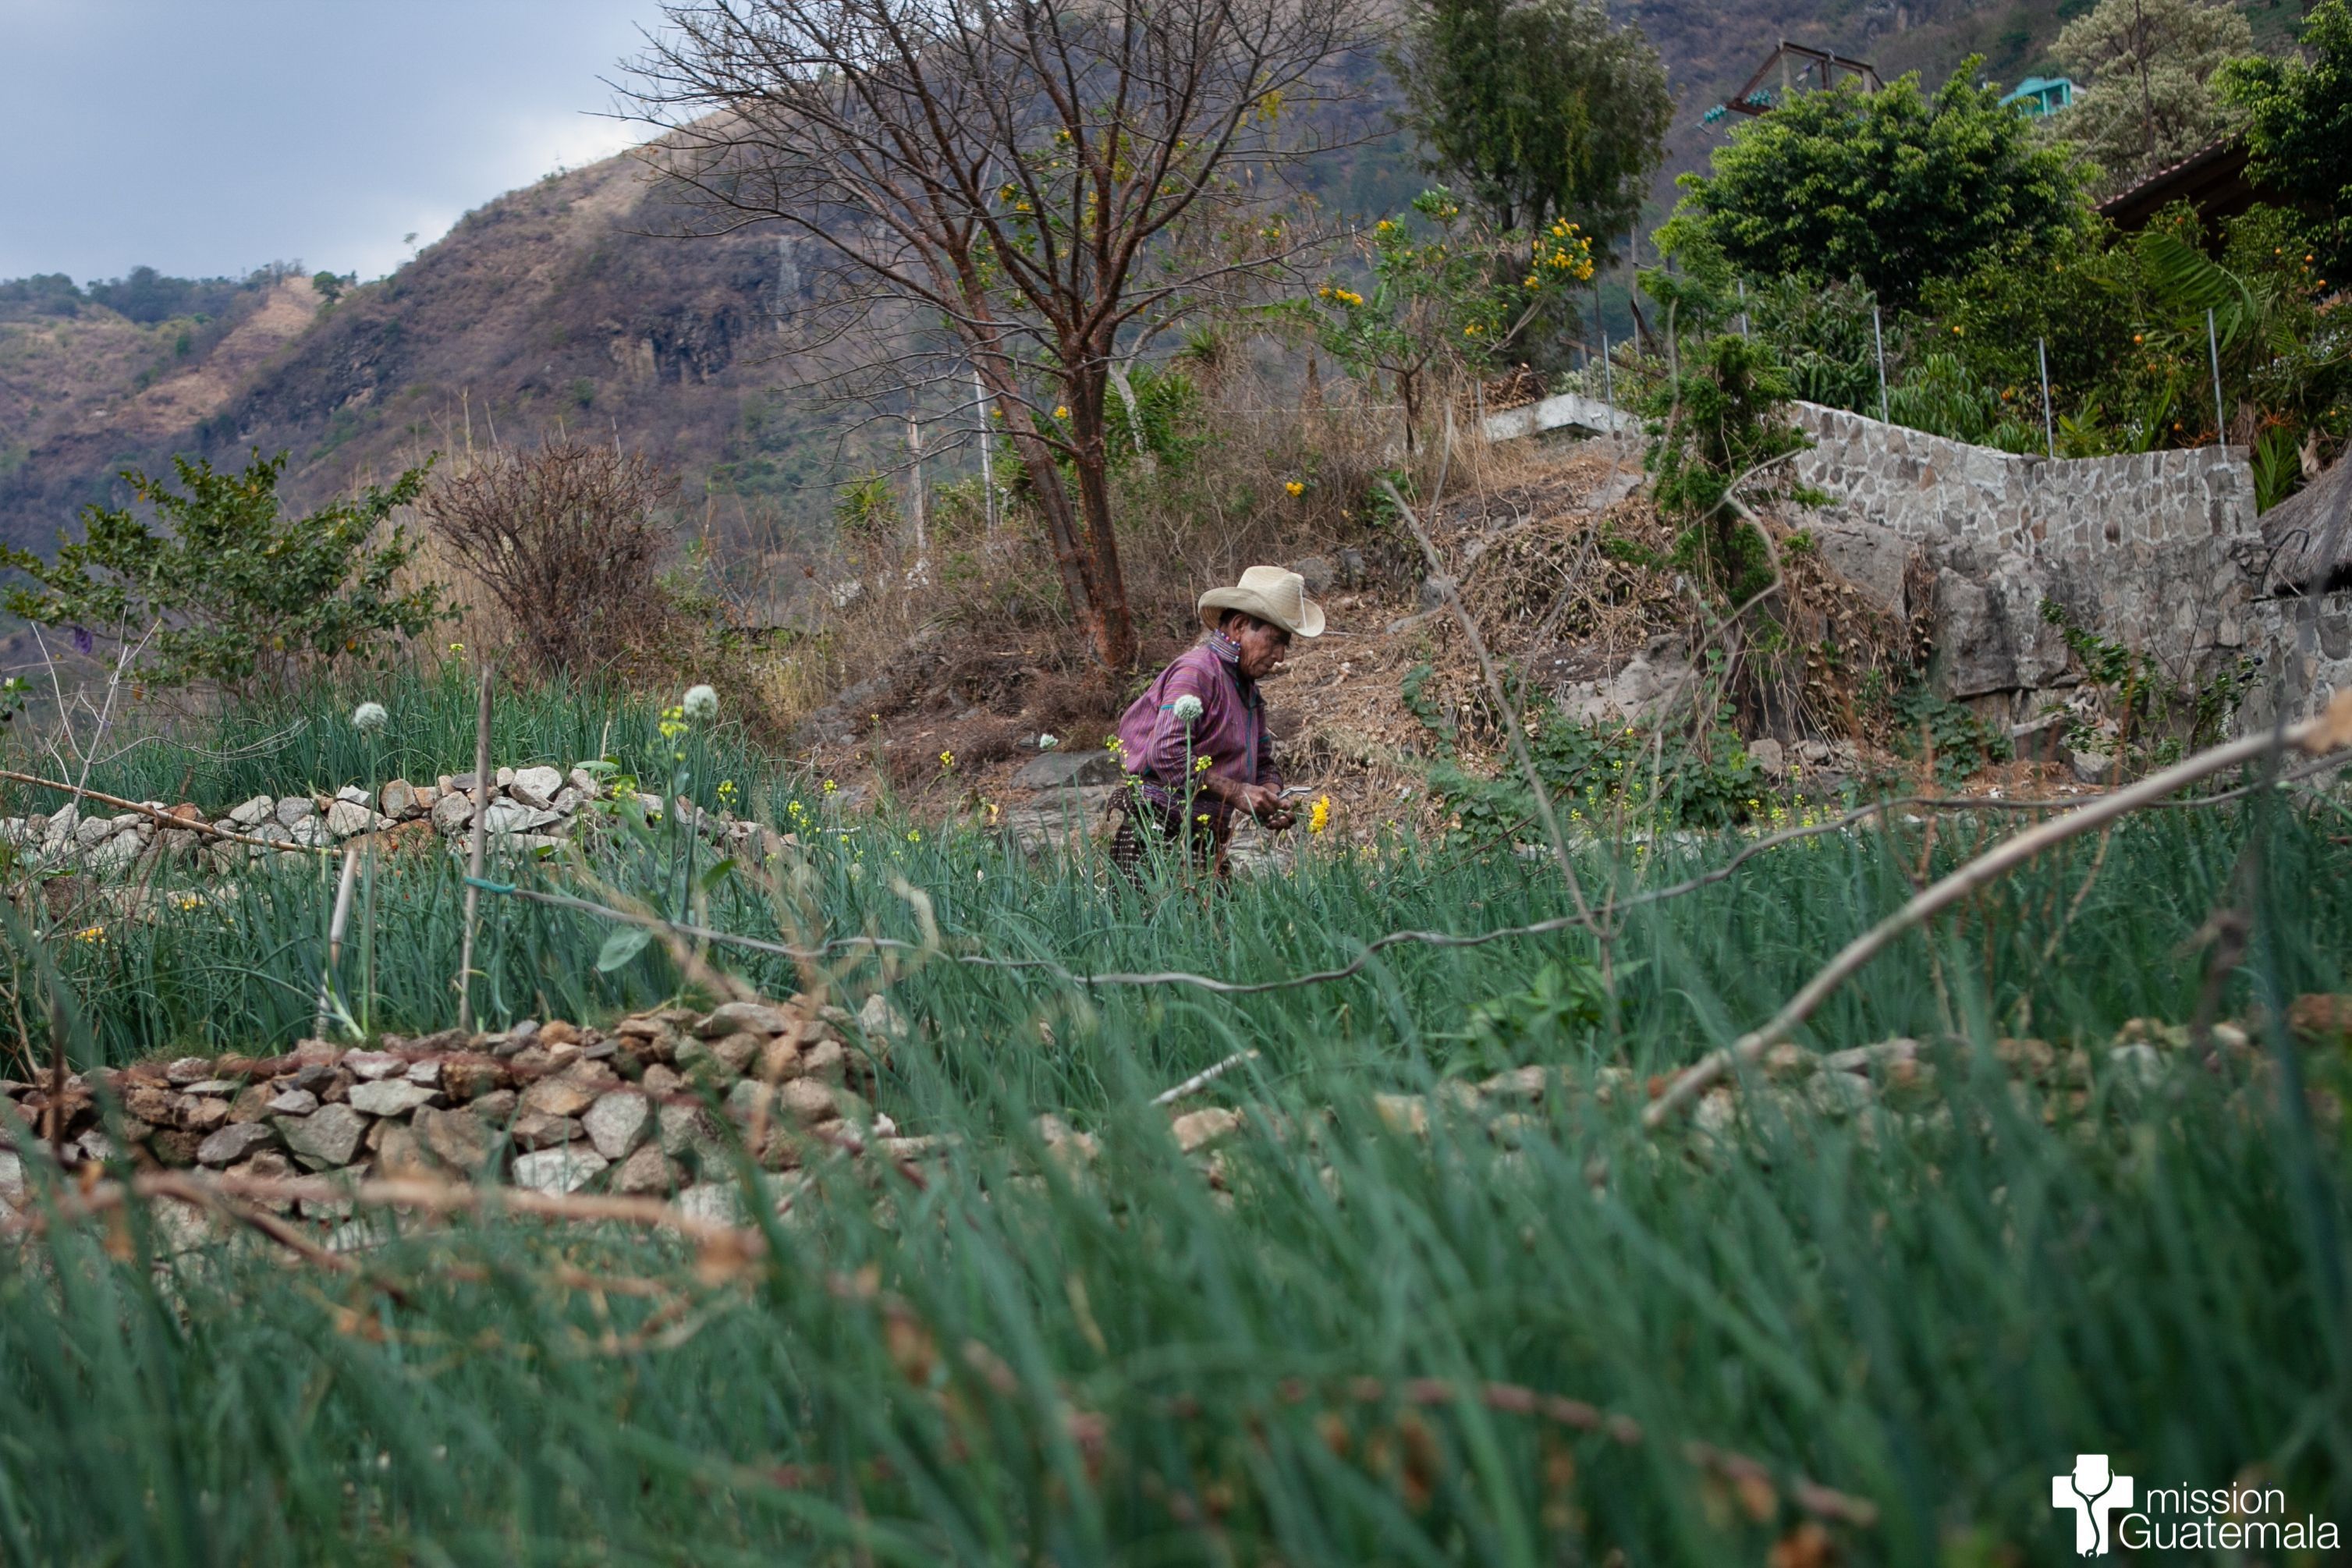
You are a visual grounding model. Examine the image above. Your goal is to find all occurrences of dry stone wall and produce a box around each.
[0,761,775,881]
[0,992,919,1231]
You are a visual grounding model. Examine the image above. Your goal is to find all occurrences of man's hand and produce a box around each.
[1224,781,1284,819]
[1261,808,1298,832]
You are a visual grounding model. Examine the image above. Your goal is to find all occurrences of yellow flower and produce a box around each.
[1284,480,1304,497]
[821,778,838,794]
[939,750,955,769]
[1053,404,1070,418]
[1463,323,1481,335]
[74,924,105,944]
[448,641,463,654]
[906,828,922,843]
[1194,755,1213,773]
[1524,275,1540,288]
[1308,794,1331,835]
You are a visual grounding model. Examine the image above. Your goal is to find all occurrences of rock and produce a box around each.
[2109,1043,2165,1087]
[1747,738,1786,780]
[275,796,317,828]
[275,1104,365,1169]
[707,1031,764,1074]
[182,1098,229,1133]
[676,1183,748,1226]
[198,1121,278,1167]
[2288,993,2352,1046]
[413,1107,495,1170]
[2069,747,2116,785]
[777,1077,848,1128]
[268,1088,320,1117]
[484,800,561,835]
[509,766,565,808]
[584,1091,653,1160]
[380,779,419,818]
[1475,1065,1555,1102]
[857,993,908,1045]
[510,1146,608,1194]
[538,1018,581,1048]
[440,1057,505,1102]
[405,1059,442,1087]
[325,800,388,839]
[147,1127,207,1166]
[658,1101,726,1158]
[289,816,333,848]
[1372,1094,1428,1137]
[520,1075,601,1120]
[0,1151,23,1206]
[228,795,275,828]
[374,1122,435,1179]
[698,1001,795,1038]
[566,765,605,799]
[495,766,515,789]
[609,1143,678,1196]
[348,1079,438,1118]
[1172,1107,1243,1154]
[164,1055,212,1085]
[430,792,476,836]
[344,1050,404,1081]
[1010,750,1123,789]
[1292,555,1336,594]
[1807,1073,1876,1117]
[509,1110,587,1151]
[471,1088,519,1124]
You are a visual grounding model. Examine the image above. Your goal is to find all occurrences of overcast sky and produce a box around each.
[1,0,669,285]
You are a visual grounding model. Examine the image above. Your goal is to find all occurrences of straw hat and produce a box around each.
[1197,565,1325,638]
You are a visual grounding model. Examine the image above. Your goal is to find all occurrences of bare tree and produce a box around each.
[624,0,1375,672]
[418,441,675,676]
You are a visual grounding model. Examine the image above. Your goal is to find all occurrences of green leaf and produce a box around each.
[596,926,654,973]
[697,857,737,894]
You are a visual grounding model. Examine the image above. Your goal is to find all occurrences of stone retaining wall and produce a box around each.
[0,992,913,1229]
[1788,403,2255,555]
[0,761,773,879]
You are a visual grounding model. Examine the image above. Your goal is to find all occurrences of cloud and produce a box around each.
[0,0,662,284]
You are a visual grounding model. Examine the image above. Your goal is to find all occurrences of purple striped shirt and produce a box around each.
[1114,635,1281,821]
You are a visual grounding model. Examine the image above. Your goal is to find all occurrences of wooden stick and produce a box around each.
[1151,1049,1258,1107]
[456,665,492,1034]
[1644,694,2352,1130]
[313,849,360,1038]
[0,770,333,857]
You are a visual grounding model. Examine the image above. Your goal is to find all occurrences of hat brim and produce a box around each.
[1198,587,1325,638]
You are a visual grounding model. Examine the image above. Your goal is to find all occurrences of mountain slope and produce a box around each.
[0,0,2276,580]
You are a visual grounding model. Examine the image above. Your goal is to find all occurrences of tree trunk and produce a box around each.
[1065,362,1139,670]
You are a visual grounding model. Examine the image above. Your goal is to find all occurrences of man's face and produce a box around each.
[1231,615,1291,680]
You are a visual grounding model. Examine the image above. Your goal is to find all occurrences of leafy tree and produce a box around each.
[0,452,446,694]
[1661,66,2084,307]
[1642,331,1804,603]
[1300,188,1595,450]
[1389,0,1669,243]
[2052,0,2253,196]
[2222,0,2352,273]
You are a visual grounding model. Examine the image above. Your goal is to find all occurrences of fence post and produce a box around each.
[1737,278,1749,338]
[1601,328,1613,419]
[2207,307,2226,445]
[456,664,492,1034]
[2038,338,2056,460]
[1872,305,1889,424]
[974,369,994,539]
[314,849,360,1038]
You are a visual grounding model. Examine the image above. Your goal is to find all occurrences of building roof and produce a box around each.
[2095,137,2260,231]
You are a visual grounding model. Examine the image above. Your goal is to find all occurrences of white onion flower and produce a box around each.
[1038,733,1059,750]
[682,684,719,722]
[350,701,388,734]
[1171,694,1204,724]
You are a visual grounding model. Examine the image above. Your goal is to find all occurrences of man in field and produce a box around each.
[1109,565,1323,879]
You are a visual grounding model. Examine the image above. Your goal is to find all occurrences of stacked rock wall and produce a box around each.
[0,761,772,880]
[0,994,912,1225]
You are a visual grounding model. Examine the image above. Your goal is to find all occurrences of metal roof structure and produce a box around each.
[1718,41,1884,119]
